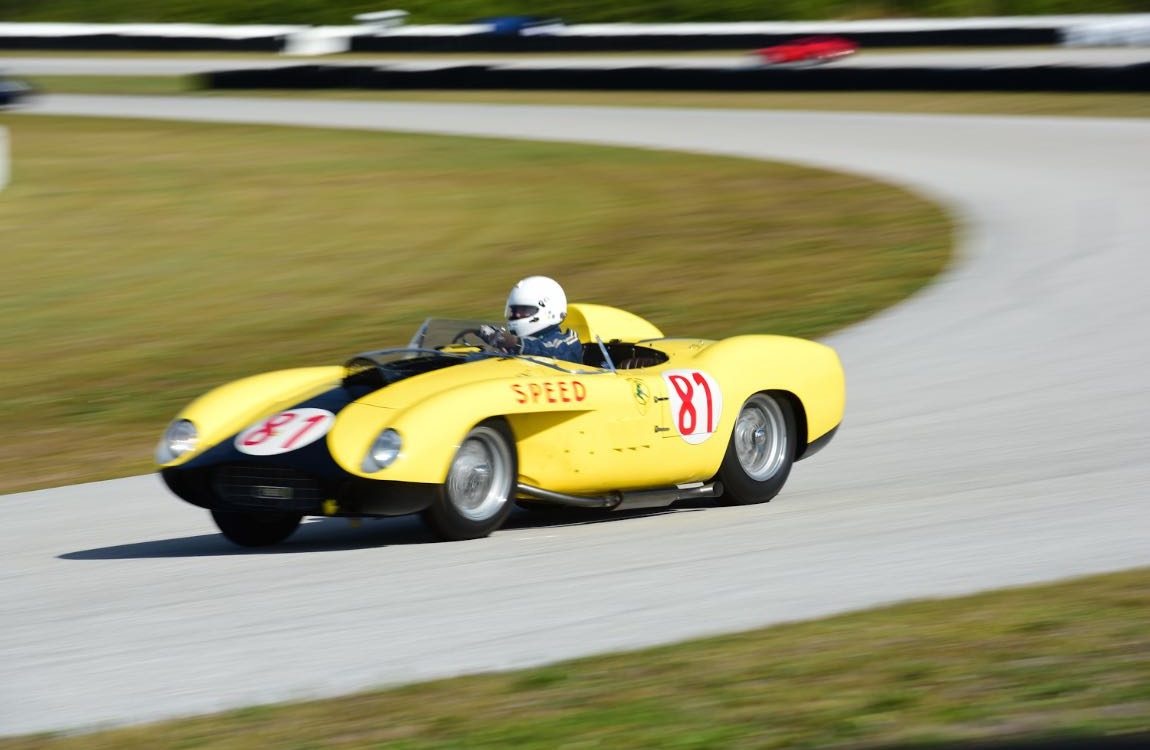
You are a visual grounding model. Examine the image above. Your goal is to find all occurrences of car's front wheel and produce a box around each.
[211,509,302,547]
[717,392,795,505]
[422,420,517,541]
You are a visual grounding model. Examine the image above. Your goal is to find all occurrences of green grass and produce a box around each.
[27,75,1150,118]
[2,0,1148,24]
[0,114,950,493]
[4,567,1148,748]
[26,74,191,96]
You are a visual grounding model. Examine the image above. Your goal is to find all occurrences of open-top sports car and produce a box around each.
[157,304,844,545]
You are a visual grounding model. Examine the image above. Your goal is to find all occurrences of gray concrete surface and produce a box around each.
[5,47,1150,76]
[3,95,1149,736]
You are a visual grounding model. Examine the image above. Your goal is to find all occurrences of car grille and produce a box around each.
[214,464,325,513]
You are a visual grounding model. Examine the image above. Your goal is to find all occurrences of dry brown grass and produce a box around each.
[200,89,1150,119]
[1,115,949,493]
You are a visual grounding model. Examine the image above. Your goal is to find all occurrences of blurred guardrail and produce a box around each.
[344,20,1063,51]
[200,61,1150,92]
[0,23,298,52]
[1063,15,1150,46]
[1,15,1149,53]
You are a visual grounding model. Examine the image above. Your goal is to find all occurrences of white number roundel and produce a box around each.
[235,408,336,456]
[661,369,723,444]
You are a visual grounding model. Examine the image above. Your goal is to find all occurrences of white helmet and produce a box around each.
[504,276,567,337]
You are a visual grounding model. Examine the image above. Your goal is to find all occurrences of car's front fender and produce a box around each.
[158,366,345,468]
[327,374,606,484]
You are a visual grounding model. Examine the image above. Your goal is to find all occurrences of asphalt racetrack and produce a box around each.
[3,95,1149,735]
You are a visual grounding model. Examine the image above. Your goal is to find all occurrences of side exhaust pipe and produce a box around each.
[516,481,722,511]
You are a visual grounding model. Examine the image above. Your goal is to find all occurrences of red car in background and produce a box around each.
[754,36,858,66]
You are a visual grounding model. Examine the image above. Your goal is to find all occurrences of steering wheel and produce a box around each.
[451,329,493,349]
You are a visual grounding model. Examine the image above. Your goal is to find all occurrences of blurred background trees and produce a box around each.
[1,0,1148,25]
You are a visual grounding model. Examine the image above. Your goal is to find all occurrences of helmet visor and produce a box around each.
[508,304,539,321]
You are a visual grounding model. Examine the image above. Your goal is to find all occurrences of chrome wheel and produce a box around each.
[446,426,514,522]
[734,394,789,482]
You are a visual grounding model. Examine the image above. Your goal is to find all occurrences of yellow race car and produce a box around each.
[156,304,844,545]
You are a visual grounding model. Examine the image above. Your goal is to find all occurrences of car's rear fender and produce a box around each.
[690,335,845,448]
[565,303,664,344]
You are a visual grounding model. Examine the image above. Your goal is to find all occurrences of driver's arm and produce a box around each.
[478,325,521,352]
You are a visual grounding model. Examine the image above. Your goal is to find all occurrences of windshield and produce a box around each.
[344,319,605,392]
[407,318,501,350]
[410,318,608,373]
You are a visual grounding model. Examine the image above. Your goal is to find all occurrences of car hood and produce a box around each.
[353,355,560,410]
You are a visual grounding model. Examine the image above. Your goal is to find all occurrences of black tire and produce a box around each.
[211,510,302,547]
[422,420,517,541]
[717,392,796,506]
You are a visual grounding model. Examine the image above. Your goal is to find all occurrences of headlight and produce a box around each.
[362,429,402,473]
[156,419,198,464]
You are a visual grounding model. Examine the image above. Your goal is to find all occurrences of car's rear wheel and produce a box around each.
[211,509,302,547]
[422,420,517,541]
[718,392,795,505]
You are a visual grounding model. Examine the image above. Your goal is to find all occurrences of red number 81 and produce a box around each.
[668,372,714,435]
[243,412,296,447]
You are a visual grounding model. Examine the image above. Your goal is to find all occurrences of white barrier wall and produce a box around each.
[1064,17,1150,46]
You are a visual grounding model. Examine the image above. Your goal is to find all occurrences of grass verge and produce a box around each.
[24,75,1150,118]
[4,0,1148,24]
[0,114,949,493]
[4,567,1148,749]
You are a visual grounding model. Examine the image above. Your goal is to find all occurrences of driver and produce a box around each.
[479,276,582,363]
